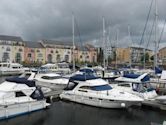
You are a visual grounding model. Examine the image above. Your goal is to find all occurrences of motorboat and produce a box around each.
[40,62,71,75]
[0,62,29,76]
[35,73,70,90]
[60,71,143,109]
[113,73,158,100]
[93,66,121,80]
[0,76,50,120]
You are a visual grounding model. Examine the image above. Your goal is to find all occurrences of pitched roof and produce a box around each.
[24,41,44,48]
[41,40,73,46]
[0,35,23,41]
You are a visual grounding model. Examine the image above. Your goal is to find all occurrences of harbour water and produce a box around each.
[0,77,165,125]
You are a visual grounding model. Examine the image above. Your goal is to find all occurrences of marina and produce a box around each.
[0,0,166,124]
[0,66,165,124]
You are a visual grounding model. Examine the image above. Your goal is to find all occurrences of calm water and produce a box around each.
[0,77,165,125]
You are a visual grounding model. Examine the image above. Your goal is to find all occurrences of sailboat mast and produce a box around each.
[103,17,106,70]
[154,0,158,69]
[72,14,76,72]
[115,29,118,69]
[128,25,132,68]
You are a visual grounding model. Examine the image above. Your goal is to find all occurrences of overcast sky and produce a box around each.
[0,0,165,49]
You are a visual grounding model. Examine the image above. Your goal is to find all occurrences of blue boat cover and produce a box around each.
[123,74,150,82]
[123,74,140,78]
[6,77,36,87]
[155,67,162,74]
[79,68,95,74]
[91,85,112,91]
[70,73,100,81]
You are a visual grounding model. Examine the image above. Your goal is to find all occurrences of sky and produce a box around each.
[0,0,166,50]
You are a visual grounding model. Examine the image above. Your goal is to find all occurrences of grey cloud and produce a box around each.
[0,0,165,49]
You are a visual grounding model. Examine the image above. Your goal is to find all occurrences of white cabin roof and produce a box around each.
[0,81,35,92]
[86,78,108,86]
[41,63,57,67]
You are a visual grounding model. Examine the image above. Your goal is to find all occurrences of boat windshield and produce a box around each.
[91,85,112,91]
[132,83,154,93]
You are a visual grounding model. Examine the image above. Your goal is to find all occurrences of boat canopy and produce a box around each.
[70,73,100,81]
[123,74,140,78]
[6,77,35,87]
[123,74,150,82]
[116,73,150,83]
[79,68,96,74]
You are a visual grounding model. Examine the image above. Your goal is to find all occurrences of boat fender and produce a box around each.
[121,103,125,107]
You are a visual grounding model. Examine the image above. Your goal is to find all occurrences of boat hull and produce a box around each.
[0,70,24,76]
[0,100,49,120]
[36,81,67,90]
[60,93,139,108]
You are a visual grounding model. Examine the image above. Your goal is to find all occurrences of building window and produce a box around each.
[56,50,59,53]
[37,49,40,53]
[31,49,34,53]
[47,54,52,63]
[19,48,23,52]
[38,53,43,57]
[51,50,54,53]
[2,52,9,62]
[28,53,32,58]
[6,47,10,51]
[80,55,82,59]
[56,54,61,62]
[64,55,69,62]
[15,53,21,63]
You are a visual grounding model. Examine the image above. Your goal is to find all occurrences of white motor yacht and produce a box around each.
[35,73,70,90]
[0,62,28,76]
[113,73,158,100]
[0,76,50,120]
[40,62,71,75]
[60,71,143,109]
